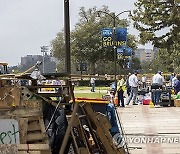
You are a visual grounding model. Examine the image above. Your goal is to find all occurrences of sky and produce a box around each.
[0,0,152,66]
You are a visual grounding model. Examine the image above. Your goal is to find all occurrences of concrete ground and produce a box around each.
[117,105,180,154]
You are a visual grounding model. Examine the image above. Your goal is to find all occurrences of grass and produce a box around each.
[74,92,107,99]
[74,86,108,99]
[74,86,109,91]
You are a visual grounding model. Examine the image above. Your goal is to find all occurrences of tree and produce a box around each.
[51,31,66,72]
[51,6,138,74]
[132,0,180,49]
[71,6,137,74]
[133,0,180,72]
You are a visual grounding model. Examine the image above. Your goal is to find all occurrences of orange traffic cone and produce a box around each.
[114,92,119,106]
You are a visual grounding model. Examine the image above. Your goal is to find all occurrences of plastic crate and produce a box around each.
[143,99,151,105]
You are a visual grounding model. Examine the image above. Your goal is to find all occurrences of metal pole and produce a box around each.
[43,51,45,73]
[113,13,117,92]
[64,0,71,74]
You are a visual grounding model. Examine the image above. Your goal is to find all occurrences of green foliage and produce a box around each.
[133,0,180,73]
[133,0,180,49]
[51,31,65,60]
[141,48,180,73]
[51,6,138,74]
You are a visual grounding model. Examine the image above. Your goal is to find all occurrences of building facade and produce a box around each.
[20,54,57,73]
[134,48,158,62]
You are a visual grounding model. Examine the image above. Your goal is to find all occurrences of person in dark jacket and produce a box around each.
[174,76,180,94]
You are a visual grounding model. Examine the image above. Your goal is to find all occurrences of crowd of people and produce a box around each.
[114,71,180,107]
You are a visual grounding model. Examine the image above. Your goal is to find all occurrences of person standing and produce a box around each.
[141,75,147,88]
[172,73,178,88]
[126,70,139,105]
[169,73,175,86]
[126,73,131,96]
[117,75,126,107]
[90,77,96,92]
[151,71,165,105]
[174,76,180,94]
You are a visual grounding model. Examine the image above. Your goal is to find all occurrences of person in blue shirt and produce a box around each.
[170,73,175,86]
[174,76,180,94]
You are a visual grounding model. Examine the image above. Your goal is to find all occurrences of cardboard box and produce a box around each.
[174,99,180,107]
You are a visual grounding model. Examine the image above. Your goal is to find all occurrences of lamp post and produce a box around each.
[41,46,49,73]
[97,10,131,92]
[64,0,71,75]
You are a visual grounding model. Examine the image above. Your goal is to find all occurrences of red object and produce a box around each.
[143,99,150,105]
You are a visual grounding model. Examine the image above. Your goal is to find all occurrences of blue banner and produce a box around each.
[102,28,113,48]
[116,28,127,41]
[116,28,127,47]
[117,47,132,56]
[102,28,128,48]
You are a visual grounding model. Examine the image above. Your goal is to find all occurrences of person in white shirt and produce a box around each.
[141,75,147,88]
[151,71,165,105]
[126,70,139,105]
[152,71,164,86]
[90,77,96,92]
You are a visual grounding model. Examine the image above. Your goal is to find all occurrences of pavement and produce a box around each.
[117,105,180,154]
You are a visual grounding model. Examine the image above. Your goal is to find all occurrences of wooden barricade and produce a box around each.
[60,102,126,154]
[0,88,51,154]
[0,108,51,154]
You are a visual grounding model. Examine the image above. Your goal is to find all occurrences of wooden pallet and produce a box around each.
[19,116,49,144]
[0,144,50,154]
[60,103,126,154]
[0,108,51,154]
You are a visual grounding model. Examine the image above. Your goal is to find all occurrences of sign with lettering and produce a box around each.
[102,28,127,48]
[102,28,113,48]
[117,47,132,58]
[0,119,20,144]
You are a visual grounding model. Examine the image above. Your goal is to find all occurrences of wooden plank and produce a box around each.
[38,116,49,144]
[79,147,89,154]
[82,103,125,154]
[38,116,46,133]
[17,144,50,150]
[28,116,38,122]
[18,151,41,154]
[27,133,48,142]
[96,112,111,130]
[0,108,42,119]
[28,121,41,132]
[19,118,28,144]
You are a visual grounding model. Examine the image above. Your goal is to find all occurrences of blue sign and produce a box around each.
[117,47,132,56]
[116,28,127,41]
[101,28,128,48]
[102,28,113,48]
[116,28,127,47]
